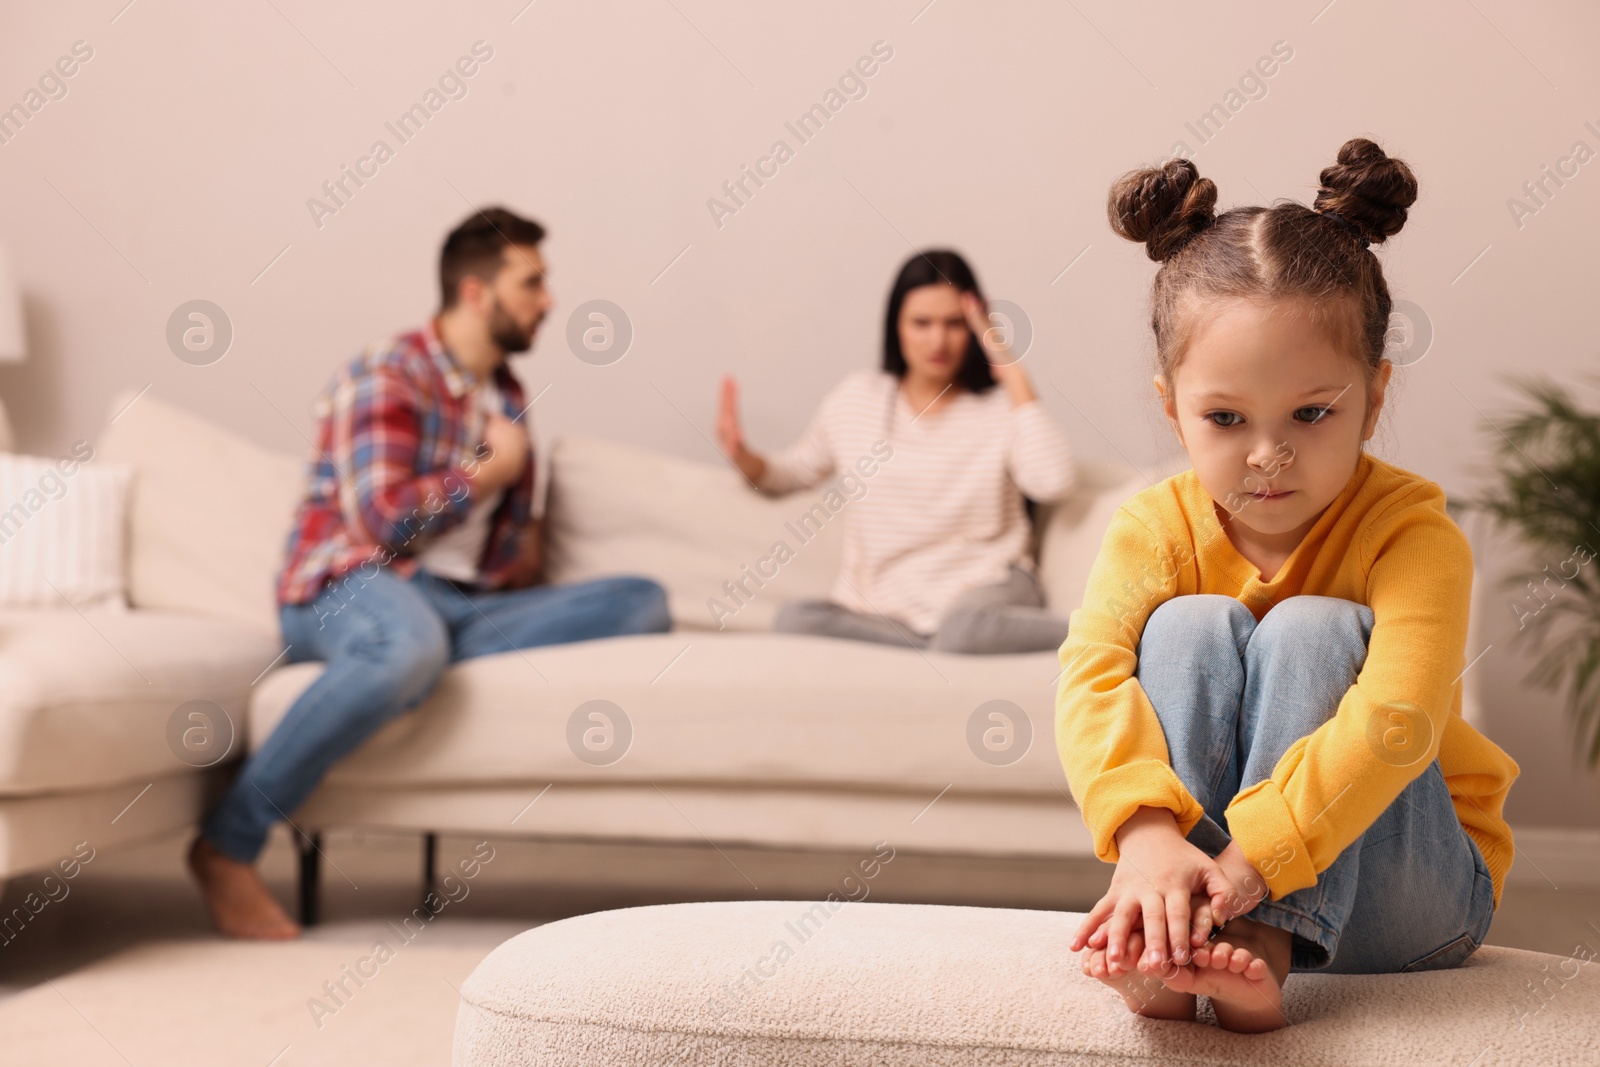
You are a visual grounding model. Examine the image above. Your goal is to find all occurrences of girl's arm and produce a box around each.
[1055,506,1208,860]
[1058,505,1251,966]
[1221,490,1508,902]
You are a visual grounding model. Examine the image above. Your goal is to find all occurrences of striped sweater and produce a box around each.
[755,369,1076,634]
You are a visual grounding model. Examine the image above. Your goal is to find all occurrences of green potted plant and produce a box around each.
[1472,374,1600,768]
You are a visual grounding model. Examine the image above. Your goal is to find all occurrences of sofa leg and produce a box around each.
[296,829,323,928]
[421,832,438,911]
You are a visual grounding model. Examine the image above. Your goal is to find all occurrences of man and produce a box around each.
[188,207,672,938]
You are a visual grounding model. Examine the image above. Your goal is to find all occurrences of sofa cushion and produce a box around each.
[96,388,303,637]
[543,435,845,632]
[454,900,1597,1066]
[0,606,280,796]
[0,451,135,609]
[249,632,1067,796]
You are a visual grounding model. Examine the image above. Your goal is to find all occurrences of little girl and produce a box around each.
[1055,137,1520,1033]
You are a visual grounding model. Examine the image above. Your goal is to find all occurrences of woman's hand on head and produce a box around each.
[959,292,1034,404]
[1069,808,1239,977]
[959,291,1015,366]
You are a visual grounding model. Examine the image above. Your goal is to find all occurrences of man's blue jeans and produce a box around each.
[202,567,673,862]
[1134,594,1496,974]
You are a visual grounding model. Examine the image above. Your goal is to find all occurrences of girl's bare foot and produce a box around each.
[186,835,301,940]
[1160,916,1291,1033]
[1082,929,1197,1021]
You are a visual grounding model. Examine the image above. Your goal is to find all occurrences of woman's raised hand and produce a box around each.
[716,375,768,486]
[717,375,746,459]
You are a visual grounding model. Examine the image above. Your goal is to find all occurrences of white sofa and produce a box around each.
[1,388,1493,922]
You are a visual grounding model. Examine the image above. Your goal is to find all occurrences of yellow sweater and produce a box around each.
[1054,450,1519,907]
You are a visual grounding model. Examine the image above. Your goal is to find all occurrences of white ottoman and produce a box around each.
[453,900,1598,1065]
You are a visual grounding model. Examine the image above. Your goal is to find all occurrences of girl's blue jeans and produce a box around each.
[201,566,672,863]
[1135,594,1495,974]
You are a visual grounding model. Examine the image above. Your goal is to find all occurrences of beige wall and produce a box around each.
[1,1,1596,827]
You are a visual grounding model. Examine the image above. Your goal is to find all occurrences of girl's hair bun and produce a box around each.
[1107,158,1218,263]
[1313,137,1419,246]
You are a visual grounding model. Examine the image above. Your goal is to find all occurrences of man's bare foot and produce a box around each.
[1082,929,1197,1021]
[1160,916,1291,1033]
[186,835,301,940]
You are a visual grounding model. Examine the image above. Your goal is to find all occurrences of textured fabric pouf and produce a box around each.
[452,900,1598,1066]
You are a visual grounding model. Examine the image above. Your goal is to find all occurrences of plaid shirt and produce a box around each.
[274,319,536,607]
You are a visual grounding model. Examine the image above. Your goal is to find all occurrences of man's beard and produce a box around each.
[488,297,536,354]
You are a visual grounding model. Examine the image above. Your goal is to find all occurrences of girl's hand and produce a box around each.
[1083,842,1273,951]
[1070,808,1239,976]
[1083,891,1216,955]
[1211,840,1271,924]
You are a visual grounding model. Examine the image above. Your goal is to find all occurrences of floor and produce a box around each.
[0,830,502,1001]
[5,826,1599,1006]
[5,832,1594,1067]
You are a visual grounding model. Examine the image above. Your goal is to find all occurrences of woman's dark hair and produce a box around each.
[1106,136,1418,399]
[881,250,997,393]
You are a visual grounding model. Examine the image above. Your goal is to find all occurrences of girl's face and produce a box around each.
[1155,298,1392,557]
[897,284,970,384]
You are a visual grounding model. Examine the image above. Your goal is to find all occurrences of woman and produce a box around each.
[715,250,1077,654]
